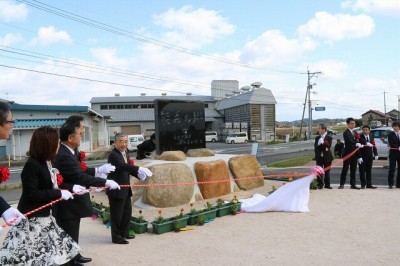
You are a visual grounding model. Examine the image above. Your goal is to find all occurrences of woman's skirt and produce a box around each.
[0,215,80,265]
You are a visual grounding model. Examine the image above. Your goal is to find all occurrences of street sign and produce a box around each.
[315,107,326,111]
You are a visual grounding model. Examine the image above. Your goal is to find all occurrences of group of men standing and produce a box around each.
[314,118,400,190]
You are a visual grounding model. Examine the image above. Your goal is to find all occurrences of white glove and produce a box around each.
[356,143,363,148]
[366,142,373,147]
[60,190,74,200]
[374,156,379,160]
[105,179,120,190]
[137,172,147,181]
[317,138,323,146]
[398,147,400,151]
[72,185,88,195]
[2,207,26,226]
[98,172,108,179]
[357,158,363,164]
[139,167,153,177]
[98,163,116,174]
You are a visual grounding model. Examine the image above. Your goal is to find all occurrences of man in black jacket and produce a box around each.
[339,117,363,189]
[0,101,25,233]
[54,115,120,265]
[314,124,333,189]
[358,125,378,189]
[107,133,152,244]
[136,133,156,160]
[387,122,400,189]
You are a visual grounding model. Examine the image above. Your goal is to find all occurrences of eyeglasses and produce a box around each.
[5,120,15,124]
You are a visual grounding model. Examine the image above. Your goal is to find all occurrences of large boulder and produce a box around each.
[156,151,186,161]
[142,163,194,207]
[186,148,215,157]
[194,160,231,199]
[228,155,264,190]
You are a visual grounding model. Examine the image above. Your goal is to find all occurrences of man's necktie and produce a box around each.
[122,152,127,163]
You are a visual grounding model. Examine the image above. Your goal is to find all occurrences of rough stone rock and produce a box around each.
[194,160,231,199]
[156,151,186,161]
[142,163,194,207]
[229,155,264,190]
[186,148,215,157]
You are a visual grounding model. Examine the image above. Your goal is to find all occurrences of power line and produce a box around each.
[16,0,300,74]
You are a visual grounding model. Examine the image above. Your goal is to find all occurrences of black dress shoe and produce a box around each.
[113,239,129,244]
[366,186,377,189]
[324,186,333,189]
[389,186,393,189]
[76,254,92,264]
[125,235,135,239]
[361,186,365,189]
[338,185,344,189]
[350,186,360,190]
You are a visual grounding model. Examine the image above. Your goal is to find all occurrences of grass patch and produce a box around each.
[0,183,22,191]
[268,155,314,168]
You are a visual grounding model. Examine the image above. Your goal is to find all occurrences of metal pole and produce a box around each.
[307,68,312,140]
[384,89,387,125]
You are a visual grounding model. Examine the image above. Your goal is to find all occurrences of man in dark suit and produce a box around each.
[339,117,363,189]
[54,115,120,265]
[0,101,25,232]
[358,125,378,189]
[107,133,152,244]
[387,122,400,189]
[136,133,156,160]
[334,139,344,158]
[314,124,333,189]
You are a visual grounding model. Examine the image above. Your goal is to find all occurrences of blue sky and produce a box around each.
[0,0,399,121]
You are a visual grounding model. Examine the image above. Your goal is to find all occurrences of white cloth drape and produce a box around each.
[240,174,315,213]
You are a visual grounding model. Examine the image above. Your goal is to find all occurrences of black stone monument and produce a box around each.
[154,99,206,154]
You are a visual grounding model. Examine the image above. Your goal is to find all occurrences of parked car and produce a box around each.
[370,126,393,158]
[128,134,145,151]
[327,128,337,135]
[205,131,218,142]
[226,132,248,144]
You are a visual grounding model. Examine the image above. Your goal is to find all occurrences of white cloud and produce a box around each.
[353,78,398,91]
[0,0,28,22]
[240,30,317,65]
[297,12,375,41]
[90,48,130,68]
[307,60,349,80]
[341,0,400,16]
[0,33,23,46]
[153,5,235,49]
[30,26,72,46]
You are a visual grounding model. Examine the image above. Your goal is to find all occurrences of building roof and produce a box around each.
[361,109,393,118]
[90,95,214,104]
[215,87,277,110]
[10,104,103,117]
[100,108,222,122]
[13,118,66,129]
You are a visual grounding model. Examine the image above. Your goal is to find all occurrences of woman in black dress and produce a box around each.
[0,126,80,265]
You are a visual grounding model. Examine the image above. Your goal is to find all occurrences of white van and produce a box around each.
[370,126,393,158]
[226,132,248,144]
[128,135,145,151]
[205,131,218,142]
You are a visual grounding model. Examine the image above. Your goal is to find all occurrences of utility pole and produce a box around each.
[398,95,400,122]
[301,68,322,140]
[384,90,388,125]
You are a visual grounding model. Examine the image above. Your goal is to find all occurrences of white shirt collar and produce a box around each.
[62,143,75,155]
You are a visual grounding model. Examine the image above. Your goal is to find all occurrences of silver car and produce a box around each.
[370,126,393,158]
